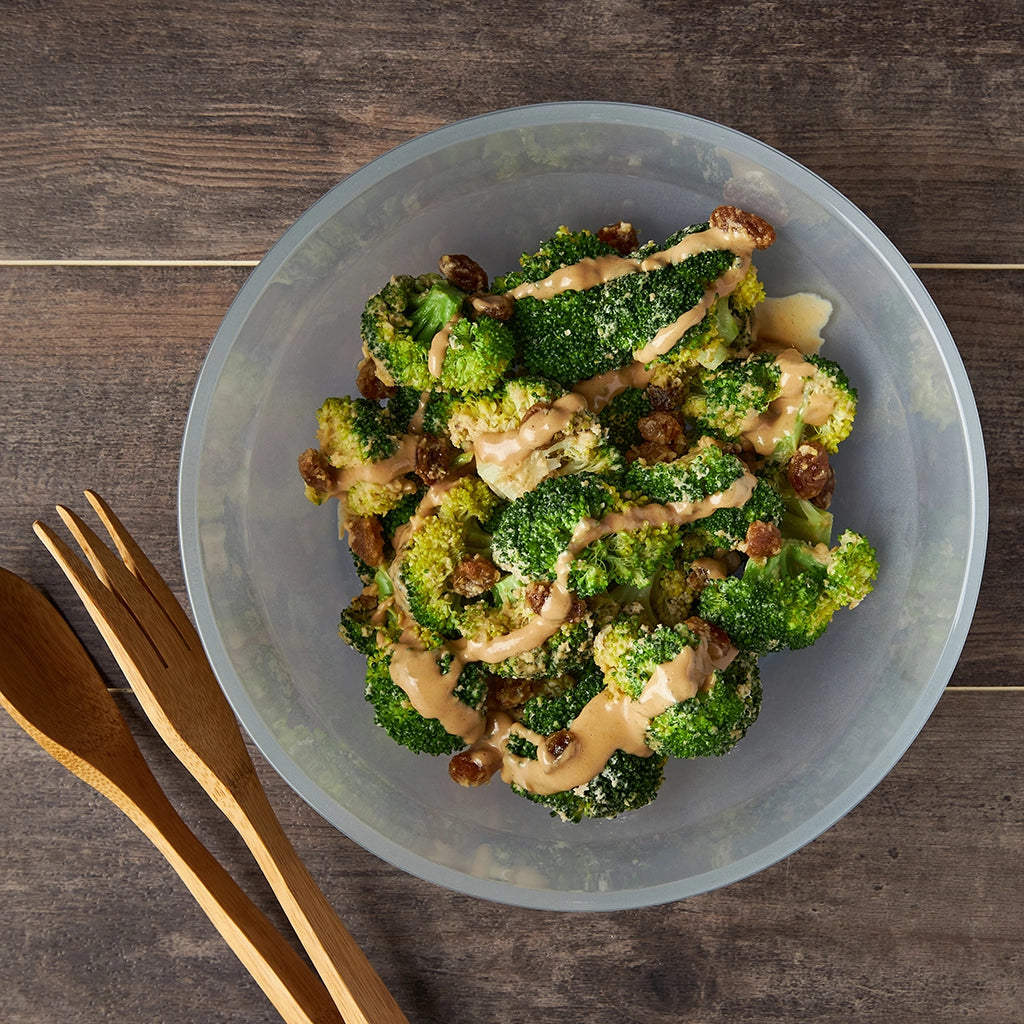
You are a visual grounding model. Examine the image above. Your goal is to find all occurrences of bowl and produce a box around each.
[179,102,987,910]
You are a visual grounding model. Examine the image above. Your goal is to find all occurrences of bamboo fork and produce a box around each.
[35,491,412,1024]
[0,566,344,1024]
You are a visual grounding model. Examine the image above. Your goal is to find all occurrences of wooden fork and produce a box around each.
[0,566,344,1024]
[35,491,411,1024]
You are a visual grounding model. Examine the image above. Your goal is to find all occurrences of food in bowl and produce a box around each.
[297,204,878,822]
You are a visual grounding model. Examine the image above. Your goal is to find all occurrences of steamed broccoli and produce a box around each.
[299,395,414,516]
[645,652,762,758]
[592,617,761,758]
[364,645,488,755]
[674,477,787,561]
[507,663,667,821]
[623,438,747,505]
[397,476,503,638]
[438,376,624,499]
[697,530,879,653]
[682,350,858,460]
[495,223,749,386]
[361,273,514,393]
[489,473,617,583]
[648,263,766,385]
[598,386,654,450]
[303,207,877,824]
[593,616,701,699]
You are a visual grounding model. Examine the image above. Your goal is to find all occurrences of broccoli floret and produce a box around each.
[315,395,399,467]
[489,471,715,598]
[648,264,766,385]
[383,386,425,434]
[380,487,426,546]
[363,645,487,755]
[696,530,879,653]
[803,354,858,453]
[490,473,617,583]
[511,746,667,823]
[360,273,514,393]
[592,616,758,758]
[599,247,740,356]
[303,395,414,516]
[569,516,681,598]
[593,617,701,700]
[443,376,567,447]
[460,593,597,681]
[645,651,762,758]
[623,438,747,505]
[597,386,653,450]
[397,477,503,637]
[509,225,622,281]
[682,350,858,460]
[761,466,834,545]
[338,567,395,655]
[674,477,787,561]
[496,224,747,386]
[442,377,623,500]
[436,313,516,393]
[508,662,666,821]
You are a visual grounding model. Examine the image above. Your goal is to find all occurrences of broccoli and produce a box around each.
[645,652,762,758]
[674,477,787,561]
[443,376,567,448]
[648,263,766,385]
[597,386,654,451]
[442,378,622,500]
[592,616,701,700]
[488,472,679,597]
[315,395,399,466]
[622,438,747,505]
[696,530,879,653]
[364,645,488,756]
[338,566,396,655]
[300,395,414,517]
[495,224,748,386]
[568,517,681,598]
[682,350,858,461]
[302,208,877,823]
[507,663,667,822]
[361,273,514,393]
[489,473,617,583]
[461,590,597,680]
[592,617,760,758]
[396,476,503,638]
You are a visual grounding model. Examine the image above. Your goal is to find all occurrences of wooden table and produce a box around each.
[2,3,1021,1021]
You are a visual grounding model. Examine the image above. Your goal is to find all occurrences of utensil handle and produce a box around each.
[222,771,411,1024]
[112,786,346,1024]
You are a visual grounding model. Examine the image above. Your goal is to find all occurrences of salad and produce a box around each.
[298,206,877,822]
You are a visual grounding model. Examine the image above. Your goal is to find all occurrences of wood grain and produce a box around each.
[1,0,1022,262]
[1,3,1021,1021]
[1,265,1018,686]
[1,692,1020,1024]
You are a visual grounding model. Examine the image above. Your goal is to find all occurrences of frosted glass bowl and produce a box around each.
[179,103,987,910]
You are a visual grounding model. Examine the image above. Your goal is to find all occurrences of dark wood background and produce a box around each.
[1,2,1021,1022]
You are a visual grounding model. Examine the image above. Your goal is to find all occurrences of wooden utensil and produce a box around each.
[35,492,411,1024]
[0,566,344,1024]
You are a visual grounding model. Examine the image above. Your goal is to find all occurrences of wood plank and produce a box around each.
[920,270,1024,687]
[2,266,1018,685]
[1,691,1019,1023]
[1,1,1021,262]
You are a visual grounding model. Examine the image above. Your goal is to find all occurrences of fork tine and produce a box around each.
[83,490,199,652]
[54,505,189,667]
[33,520,168,685]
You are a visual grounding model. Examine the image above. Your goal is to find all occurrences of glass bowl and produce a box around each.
[179,102,987,910]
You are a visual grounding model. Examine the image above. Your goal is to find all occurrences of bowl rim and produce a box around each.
[179,101,989,910]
